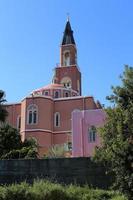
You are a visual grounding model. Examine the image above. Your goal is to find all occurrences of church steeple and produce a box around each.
[53,19,82,95]
[60,19,77,67]
[62,19,75,45]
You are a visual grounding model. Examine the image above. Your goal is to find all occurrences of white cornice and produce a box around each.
[6,95,94,105]
[20,129,71,134]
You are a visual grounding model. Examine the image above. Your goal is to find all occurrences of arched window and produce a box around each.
[33,110,37,124]
[27,104,38,125]
[68,142,72,151]
[64,52,70,66]
[42,91,49,96]
[54,112,60,127]
[61,77,71,89]
[29,111,32,124]
[88,126,96,142]
[65,92,69,97]
[54,91,59,98]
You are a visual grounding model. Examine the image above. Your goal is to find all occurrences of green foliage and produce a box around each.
[1,146,38,159]
[20,146,38,159]
[0,90,38,159]
[20,137,38,159]
[0,180,127,200]
[0,124,38,159]
[94,66,133,200]
[44,144,66,158]
[0,124,21,157]
[0,90,8,123]
[23,137,38,148]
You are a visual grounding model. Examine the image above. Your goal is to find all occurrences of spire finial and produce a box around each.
[62,15,75,45]
[67,12,70,22]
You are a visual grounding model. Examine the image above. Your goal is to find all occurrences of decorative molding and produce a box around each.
[54,112,60,127]
[20,129,71,134]
[27,104,38,125]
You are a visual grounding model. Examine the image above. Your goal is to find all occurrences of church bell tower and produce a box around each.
[53,19,81,95]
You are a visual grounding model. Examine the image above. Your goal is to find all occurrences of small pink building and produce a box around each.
[72,109,105,157]
[5,19,104,157]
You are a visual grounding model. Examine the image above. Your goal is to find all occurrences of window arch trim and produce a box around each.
[27,104,38,125]
[88,126,96,142]
[54,91,60,98]
[63,50,70,66]
[54,112,60,127]
[61,76,72,89]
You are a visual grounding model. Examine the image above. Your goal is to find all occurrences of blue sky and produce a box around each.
[0,0,133,106]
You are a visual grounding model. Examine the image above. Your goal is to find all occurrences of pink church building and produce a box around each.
[5,20,105,157]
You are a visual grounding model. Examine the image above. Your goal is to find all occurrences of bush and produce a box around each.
[0,180,127,200]
[3,182,31,200]
[44,144,66,158]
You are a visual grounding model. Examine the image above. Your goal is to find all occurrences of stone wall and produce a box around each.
[0,158,113,189]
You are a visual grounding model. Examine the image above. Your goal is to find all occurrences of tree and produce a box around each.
[0,124,21,157]
[94,65,133,200]
[0,90,8,123]
[0,124,38,159]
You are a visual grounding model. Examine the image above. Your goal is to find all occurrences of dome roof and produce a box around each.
[33,83,64,92]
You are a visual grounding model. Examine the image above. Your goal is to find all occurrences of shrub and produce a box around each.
[44,144,66,158]
[0,180,127,200]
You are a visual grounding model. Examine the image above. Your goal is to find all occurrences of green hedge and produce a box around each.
[0,180,126,200]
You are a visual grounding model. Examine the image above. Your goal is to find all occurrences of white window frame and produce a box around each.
[54,112,60,127]
[44,91,49,96]
[27,104,38,125]
[63,51,70,66]
[61,77,72,89]
[88,126,96,143]
[65,92,69,97]
[54,91,59,98]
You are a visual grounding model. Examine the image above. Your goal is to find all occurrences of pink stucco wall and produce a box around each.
[5,103,21,128]
[5,95,102,157]
[72,109,105,157]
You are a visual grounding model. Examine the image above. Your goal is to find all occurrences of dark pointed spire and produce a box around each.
[62,19,75,45]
